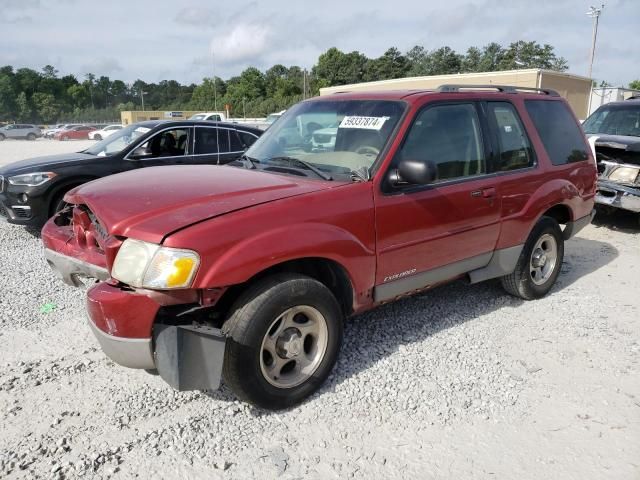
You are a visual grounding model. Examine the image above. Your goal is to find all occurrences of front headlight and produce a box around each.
[8,172,57,186]
[608,166,640,184]
[111,238,200,289]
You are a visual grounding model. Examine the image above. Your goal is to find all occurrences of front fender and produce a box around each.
[193,222,375,296]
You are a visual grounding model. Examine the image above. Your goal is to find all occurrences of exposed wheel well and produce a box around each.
[542,204,571,225]
[214,258,355,320]
[48,179,96,216]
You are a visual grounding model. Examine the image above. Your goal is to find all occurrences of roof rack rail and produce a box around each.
[436,84,560,97]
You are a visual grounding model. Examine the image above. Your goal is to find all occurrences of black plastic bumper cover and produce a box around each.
[154,324,226,391]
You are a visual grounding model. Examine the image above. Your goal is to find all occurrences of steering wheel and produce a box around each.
[355,145,380,156]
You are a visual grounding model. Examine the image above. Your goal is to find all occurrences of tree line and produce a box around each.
[0,40,625,124]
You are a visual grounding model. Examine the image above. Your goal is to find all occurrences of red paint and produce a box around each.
[43,90,597,340]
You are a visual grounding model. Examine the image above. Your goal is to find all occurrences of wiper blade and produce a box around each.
[266,156,333,181]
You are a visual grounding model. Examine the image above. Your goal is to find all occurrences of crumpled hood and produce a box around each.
[588,134,640,151]
[66,165,334,243]
[0,152,96,174]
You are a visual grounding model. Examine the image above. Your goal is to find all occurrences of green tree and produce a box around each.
[313,47,368,86]
[629,80,640,90]
[0,73,16,120]
[32,92,60,122]
[499,41,567,71]
[16,92,31,121]
[364,47,410,81]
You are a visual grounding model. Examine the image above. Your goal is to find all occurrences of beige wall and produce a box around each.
[120,111,203,125]
[320,69,592,118]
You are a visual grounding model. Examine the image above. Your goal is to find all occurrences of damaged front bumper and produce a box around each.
[595,179,640,213]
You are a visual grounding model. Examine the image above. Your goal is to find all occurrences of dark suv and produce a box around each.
[43,86,596,409]
[0,120,262,227]
[583,98,640,221]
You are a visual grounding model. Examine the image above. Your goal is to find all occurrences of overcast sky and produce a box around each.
[1,0,637,87]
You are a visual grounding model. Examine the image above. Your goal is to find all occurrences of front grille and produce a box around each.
[314,134,333,143]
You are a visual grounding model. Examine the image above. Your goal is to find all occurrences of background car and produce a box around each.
[0,124,42,141]
[583,98,640,222]
[89,124,123,140]
[44,124,80,139]
[54,125,96,141]
[0,120,263,227]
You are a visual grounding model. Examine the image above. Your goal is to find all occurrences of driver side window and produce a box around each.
[138,128,190,158]
[399,103,486,182]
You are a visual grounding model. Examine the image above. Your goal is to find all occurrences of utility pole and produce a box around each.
[212,48,217,111]
[587,4,604,80]
[303,69,307,100]
[586,4,604,116]
[141,90,148,111]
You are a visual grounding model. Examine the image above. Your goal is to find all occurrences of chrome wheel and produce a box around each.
[529,233,558,285]
[259,305,328,389]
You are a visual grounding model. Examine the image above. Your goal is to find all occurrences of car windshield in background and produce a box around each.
[189,114,207,120]
[243,99,406,180]
[583,105,640,137]
[83,124,152,156]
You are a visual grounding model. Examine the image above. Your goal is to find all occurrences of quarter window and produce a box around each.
[238,131,258,149]
[399,103,486,182]
[487,102,534,171]
[525,100,589,165]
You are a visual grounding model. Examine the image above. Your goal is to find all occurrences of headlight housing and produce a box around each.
[8,172,57,186]
[111,239,200,289]
[608,166,639,184]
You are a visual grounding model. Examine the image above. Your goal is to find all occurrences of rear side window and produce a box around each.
[488,102,534,171]
[229,130,244,151]
[525,100,589,165]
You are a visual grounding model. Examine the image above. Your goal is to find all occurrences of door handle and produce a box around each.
[482,187,496,198]
[471,187,496,199]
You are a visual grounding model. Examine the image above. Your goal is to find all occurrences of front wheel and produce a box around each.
[94,134,102,141]
[0,134,5,141]
[501,216,564,300]
[223,274,343,409]
[27,133,36,141]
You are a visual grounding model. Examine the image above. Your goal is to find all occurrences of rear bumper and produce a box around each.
[595,180,640,213]
[563,210,596,240]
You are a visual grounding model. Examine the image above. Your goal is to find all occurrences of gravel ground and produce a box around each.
[0,141,639,479]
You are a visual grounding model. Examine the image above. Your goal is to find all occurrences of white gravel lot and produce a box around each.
[0,140,639,479]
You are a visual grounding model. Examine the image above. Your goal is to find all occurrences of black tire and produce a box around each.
[62,135,69,141]
[94,134,102,141]
[222,273,343,410]
[0,134,5,141]
[27,133,36,141]
[501,216,564,300]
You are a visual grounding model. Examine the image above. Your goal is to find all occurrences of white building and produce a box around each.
[589,87,640,115]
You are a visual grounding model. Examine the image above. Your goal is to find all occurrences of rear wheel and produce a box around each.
[62,135,69,141]
[0,134,5,141]
[501,216,564,300]
[223,274,343,409]
[50,190,71,217]
[94,134,102,141]
[27,133,36,141]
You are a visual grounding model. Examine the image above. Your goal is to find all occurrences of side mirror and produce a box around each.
[395,159,436,185]
[128,147,152,160]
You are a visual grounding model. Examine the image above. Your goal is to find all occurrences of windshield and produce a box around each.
[84,124,152,156]
[583,105,640,137]
[243,99,405,181]
[189,114,206,120]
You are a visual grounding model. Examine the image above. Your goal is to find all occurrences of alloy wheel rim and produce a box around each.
[529,233,558,285]
[259,305,328,389]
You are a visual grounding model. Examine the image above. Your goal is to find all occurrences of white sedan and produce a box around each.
[89,124,123,140]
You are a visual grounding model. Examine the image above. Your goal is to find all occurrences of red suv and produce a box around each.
[43,86,596,409]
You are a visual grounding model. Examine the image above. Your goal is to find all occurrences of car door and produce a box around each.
[192,126,245,165]
[7,125,21,138]
[125,126,193,168]
[373,101,501,301]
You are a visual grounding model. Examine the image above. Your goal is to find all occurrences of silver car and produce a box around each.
[0,124,42,141]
